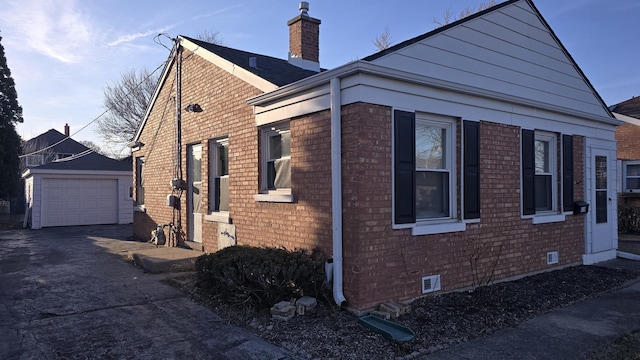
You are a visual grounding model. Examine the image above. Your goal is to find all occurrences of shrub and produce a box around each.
[619,206,640,234]
[195,245,330,309]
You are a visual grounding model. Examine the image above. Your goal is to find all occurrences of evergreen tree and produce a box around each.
[0,34,23,198]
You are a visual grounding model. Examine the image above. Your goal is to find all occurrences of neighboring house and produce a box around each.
[22,126,132,229]
[611,97,640,206]
[132,0,621,310]
[21,125,85,169]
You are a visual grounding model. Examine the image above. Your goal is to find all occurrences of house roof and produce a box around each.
[249,0,617,127]
[610,97,640,119]
[33,151,132,172]
[181,36,319,87]
[362,0,612,119]
[23,129,89,155]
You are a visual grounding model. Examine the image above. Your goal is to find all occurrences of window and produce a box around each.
[394,111,465,229]
[266,126,290,190]
[534,132,556,212]
[623,161,640,192]
[415,119,453,219]
[135,157,145,206]
[209,138,229,212]
[26,154,44,167]
[522,130,573,219]
[255,123,293,203]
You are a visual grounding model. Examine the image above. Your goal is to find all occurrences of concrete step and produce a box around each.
[128,247,202,273]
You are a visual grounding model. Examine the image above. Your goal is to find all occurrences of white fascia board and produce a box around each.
[248,60,621,128]
[180,37,277,93]
[25,169,132,177]
[614,112,640,126]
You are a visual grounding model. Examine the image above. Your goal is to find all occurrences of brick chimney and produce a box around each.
[287,2,320,72]
[64,123,70,137]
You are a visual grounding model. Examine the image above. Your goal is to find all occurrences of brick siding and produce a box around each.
[134,50,587,310]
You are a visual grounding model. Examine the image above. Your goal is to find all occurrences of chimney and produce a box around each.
[64,123,70,137]
[287,2,321,72]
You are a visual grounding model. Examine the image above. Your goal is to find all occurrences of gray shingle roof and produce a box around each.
[23,129,88,155]
[182,36,319,87]
[611,97,640,119]
[35,152,131,172]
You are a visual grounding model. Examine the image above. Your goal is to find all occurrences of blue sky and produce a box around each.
[1,0,638,155]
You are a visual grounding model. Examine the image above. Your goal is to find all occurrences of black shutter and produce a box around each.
[463,120,480,219]
[562,135,574,212]
[522,129,535,215]
[394,110,416,224]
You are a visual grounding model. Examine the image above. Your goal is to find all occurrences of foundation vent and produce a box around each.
[422,274,441,294]
[547,251,559,265]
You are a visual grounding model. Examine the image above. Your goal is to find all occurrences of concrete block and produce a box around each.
[271,302,296,321]
[379,302,401,319]
[398,303,412,315]
[369,310,391,320]
[295,296,317,315]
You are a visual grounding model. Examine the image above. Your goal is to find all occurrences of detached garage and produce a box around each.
[23,152,132,229]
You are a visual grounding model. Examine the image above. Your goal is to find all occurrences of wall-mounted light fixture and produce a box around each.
[184,104,203,113]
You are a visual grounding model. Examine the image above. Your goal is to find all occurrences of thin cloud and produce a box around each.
[2,0,93,63]
[107,25,176,46]
[192,3,244,21]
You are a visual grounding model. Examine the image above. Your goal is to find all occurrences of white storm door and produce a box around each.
[591,149,614,253]
[187,144,202,243]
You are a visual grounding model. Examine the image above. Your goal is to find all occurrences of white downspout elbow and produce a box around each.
[330,77,347,307]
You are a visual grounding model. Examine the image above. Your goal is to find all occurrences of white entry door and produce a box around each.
[591,148,615,253]
[187,144,202,243]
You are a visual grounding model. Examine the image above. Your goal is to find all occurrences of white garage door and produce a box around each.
[41,178,118,227]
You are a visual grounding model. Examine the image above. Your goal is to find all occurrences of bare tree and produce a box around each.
[97,68,159,147]
[194,29,222,44]
[97,30,223,152]
[373,26,393,51]
[433,1,498,27]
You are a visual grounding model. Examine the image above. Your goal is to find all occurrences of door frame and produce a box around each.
[583,139,617,264]
[187,144,203,243]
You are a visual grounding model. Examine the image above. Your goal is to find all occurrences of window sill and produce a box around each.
[531,213,566,224]
[134,205,146,213]
[254,192,294,203]
[411,221,466,236]
[205,212,231,223]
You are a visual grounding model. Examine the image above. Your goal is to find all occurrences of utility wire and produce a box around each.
[19,61,167,159]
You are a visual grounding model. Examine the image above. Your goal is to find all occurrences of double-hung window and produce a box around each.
[209,138,229,212]
[394,111,472,233]
[622,161,640,192]
[534,132,556,212]
[135,156,145,207]
[255,122,293,202]
[415,119,453,220]
[522,129,574,220]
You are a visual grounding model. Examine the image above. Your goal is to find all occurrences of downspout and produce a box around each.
[330,77,347,307]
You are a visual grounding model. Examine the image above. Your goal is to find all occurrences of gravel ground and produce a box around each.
[166,265,640,360]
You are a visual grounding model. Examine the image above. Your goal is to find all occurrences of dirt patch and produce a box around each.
[166,265,640,359]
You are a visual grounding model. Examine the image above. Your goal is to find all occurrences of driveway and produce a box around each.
[0,224,294,359]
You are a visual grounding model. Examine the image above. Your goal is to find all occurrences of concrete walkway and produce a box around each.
[422,258,640,360]
[0,224,295,360]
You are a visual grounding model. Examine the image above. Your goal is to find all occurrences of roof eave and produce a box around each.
[248,60,621,127]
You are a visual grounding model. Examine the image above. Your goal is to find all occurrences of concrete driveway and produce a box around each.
[0,224,294,359]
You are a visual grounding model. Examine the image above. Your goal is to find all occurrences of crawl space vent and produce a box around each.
[422,274,441,294]
[547,251,559,265]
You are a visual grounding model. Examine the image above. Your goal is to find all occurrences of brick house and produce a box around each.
[132,0,620,310]
[611,97,640,206]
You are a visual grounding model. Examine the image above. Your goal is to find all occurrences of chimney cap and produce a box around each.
[299,2,309,15]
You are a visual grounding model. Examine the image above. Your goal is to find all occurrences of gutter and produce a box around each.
[330,77,347,307]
